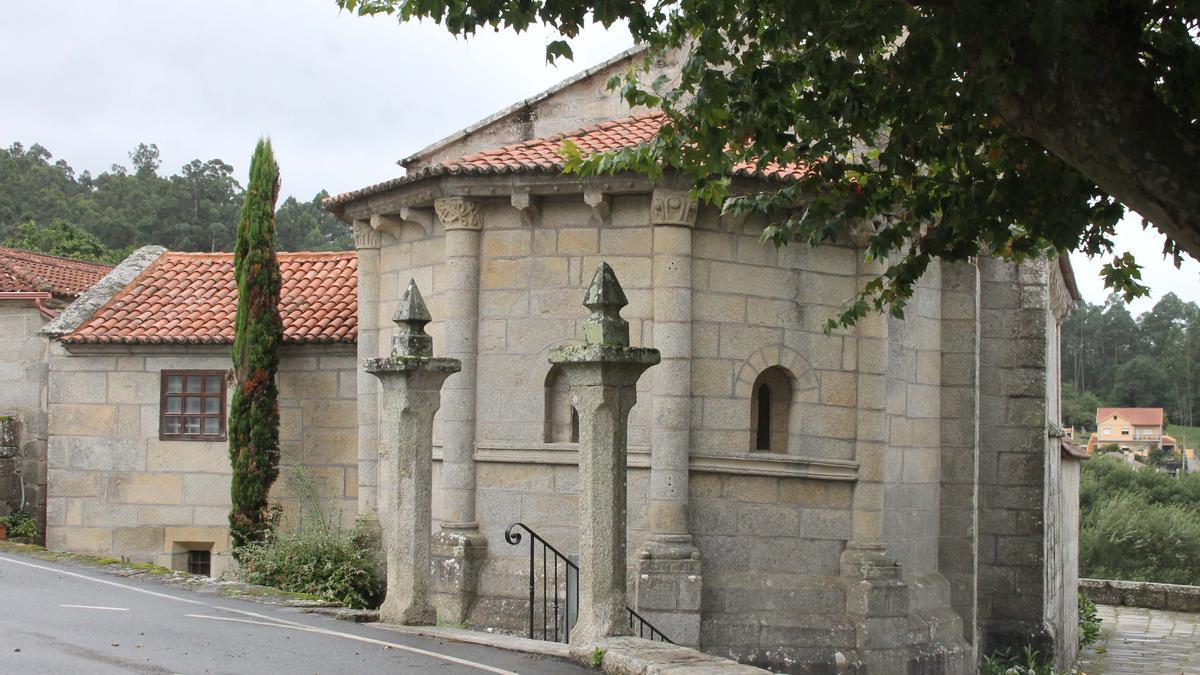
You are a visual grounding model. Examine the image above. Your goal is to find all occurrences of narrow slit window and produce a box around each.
[750,366,793,453]
[544,365,577,443]
[756,384,772,450]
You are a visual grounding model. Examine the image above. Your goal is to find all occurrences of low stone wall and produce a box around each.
[1081,578,1200,613]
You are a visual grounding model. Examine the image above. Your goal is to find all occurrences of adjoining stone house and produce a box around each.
[324,48,1088,673]
[39,247,358,578]
[0,247,111,529]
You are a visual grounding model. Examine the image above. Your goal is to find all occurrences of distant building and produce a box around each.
[1089,407,1175,457]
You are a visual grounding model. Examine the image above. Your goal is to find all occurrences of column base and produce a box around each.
[431,526,488,625]
[634,538,702,648]
[840,543,971,673]
[380,598,437,626]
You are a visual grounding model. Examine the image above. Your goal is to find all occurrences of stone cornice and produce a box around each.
[435,197,483,231]
[438,442,859,481]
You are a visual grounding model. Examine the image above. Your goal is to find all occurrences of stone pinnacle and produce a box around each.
[583,262,630,347]
[391,278,433,357]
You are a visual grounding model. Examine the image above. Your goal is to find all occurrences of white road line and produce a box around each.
[0,554,521,674]
[188,609,522,675]
[0,555,205,606]
[59,604,129,611]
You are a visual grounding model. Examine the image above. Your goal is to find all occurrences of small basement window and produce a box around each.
[161,370,227,441]
[187,549,212,576]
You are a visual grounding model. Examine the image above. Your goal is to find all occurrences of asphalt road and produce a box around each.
[0,551,590,675]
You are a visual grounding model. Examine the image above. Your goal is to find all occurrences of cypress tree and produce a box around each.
[228,139,284,551]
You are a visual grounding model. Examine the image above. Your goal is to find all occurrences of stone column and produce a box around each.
[550,263,659,647]
[430,197,487,623]
[636,189,702,646]
[840,224,915,673]
[365,279,461,625]
[353,221,383,536]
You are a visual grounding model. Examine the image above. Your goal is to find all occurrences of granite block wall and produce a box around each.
[45,343,357,577]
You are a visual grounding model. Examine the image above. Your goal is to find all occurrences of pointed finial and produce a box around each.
[582,262,629,347]
[391,279,433,357]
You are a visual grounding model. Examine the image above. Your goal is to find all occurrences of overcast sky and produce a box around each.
[3,0,1195,314]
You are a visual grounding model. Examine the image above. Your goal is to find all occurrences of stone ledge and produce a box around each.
[690,452,858,481]
[437,442,653,469]
[573,636,769,674]
[438,443,859,481]
[1081,578,1200,613]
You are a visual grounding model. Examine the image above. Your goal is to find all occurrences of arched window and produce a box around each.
[750,367,793,452]
[544,365,578,443]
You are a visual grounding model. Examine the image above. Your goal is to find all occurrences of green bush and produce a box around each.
[234,465,383,609]
[1,511,38,538]
[1080,488,1200,585]
[1078,592,1101,649]
[236,525,383,609]
[979,647,1058,675]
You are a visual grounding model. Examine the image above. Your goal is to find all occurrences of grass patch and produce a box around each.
[1166,423,1200,450]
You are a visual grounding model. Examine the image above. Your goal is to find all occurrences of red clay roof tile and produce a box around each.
[327,113,811,207]
[0,247,111,297]
[1096,407,1165,427]
[63,251,356,345]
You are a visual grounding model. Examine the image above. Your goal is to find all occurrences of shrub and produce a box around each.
[1078,592,1101,649]
[979,646,1058,675]
[0,511,37,538]
[234,465,383,609]
[1080,489,1200,585]
[236,525,383,609]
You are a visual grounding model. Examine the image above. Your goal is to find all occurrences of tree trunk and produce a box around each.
[991,19,1200,261]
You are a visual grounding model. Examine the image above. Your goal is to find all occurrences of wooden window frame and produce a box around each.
[160,369,227,442]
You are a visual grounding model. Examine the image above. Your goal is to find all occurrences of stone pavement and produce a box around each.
[1079,604,1200,674]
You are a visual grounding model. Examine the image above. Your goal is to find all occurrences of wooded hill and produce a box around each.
[1063,293,1200,431]
[0,142,351,264]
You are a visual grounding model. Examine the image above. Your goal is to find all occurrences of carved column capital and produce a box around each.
[435,197,483,231]
[650,189,698,227]
[353,220,382,249]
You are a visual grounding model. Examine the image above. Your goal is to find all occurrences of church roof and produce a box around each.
[62,251,356,345]
[0,247,111,298]
[326,113,812,209]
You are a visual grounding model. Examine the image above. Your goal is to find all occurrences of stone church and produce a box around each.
[19,46,1085,673]
[324,47,1085,672]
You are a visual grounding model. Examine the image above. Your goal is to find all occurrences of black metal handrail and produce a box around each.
[627,606,673,643]
[505,522,576,643]
[504,522,673,645]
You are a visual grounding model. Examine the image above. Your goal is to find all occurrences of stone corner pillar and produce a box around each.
[550,263,660,647]
[430,197,489,624]
[365,279,460,626]
[637,188,702,647]
[353,220,384,556]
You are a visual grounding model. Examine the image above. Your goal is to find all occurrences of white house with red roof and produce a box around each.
[1088,407,1177,457]
[0,247,110,529]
